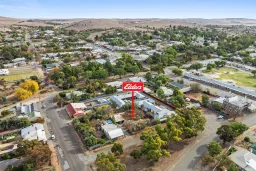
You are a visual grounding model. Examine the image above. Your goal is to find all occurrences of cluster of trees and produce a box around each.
[0,117,31,131]
[90,105,113,120]
[172,68,183,76]
[15,80,39,100]
[105,86,117,94]
[146,74,169,91]
[170,88,185,108]
[0,46,32,62]
[217,34,256,55]
[1,110,12,117]
[6,140,52,171]
[50,65,80,89]
[130,127,170,163]
[95,152,126,171]
[217,122,248,144]
[130,108,206,162]
[147,47,177,74]
[50,53,142,89]
[73,116,104,147]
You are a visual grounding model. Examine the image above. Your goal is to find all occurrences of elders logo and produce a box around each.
[122,82,144,92]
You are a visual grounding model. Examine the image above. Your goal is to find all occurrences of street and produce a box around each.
[42,94,90,171]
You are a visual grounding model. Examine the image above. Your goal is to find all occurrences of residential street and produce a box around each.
[41,92,142,171]
[42,94,90,171]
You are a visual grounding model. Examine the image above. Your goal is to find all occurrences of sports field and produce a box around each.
[0,67,43,82]
[205,67,256,88]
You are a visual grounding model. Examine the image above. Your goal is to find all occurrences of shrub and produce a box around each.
[244,136,251,142]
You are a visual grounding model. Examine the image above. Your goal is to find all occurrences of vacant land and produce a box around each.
[0,67,43,82]
[205,67,256,88]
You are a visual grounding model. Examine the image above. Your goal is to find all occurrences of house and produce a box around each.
[128,76,146,83]
[18,111,42,122]
[110,96,126,108]
[95,59,107,64]
[160,86,173,96]
[106,81,122,88]
[21,103,38,114]
[229,148,256,171]
[222,96,250,116]
[101,124,124,140]
[45,63,59,70]
[21,123,47,142]
[12,57,26,64]
[135,98,155,108]
[65,91,84,100]
[0,69,9,75]
[66,103,87,117]
[143,101,162,114]
[154,109,175,121]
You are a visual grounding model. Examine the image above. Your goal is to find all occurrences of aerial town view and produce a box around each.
[1,0,256,171]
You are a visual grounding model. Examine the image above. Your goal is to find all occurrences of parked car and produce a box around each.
[217,115,224,119]
[51,135,55,140]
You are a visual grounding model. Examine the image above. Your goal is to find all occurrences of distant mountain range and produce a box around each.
[1,16,256,30]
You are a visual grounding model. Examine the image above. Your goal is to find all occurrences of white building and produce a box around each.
[229,148,256,171]
[160,86,173,96]
[101,124,124,140]
[128,76,146,83]
[111,96,126,108]
[0,69,9,75]
[21,123,47,142]
[106,81,122,88]
[154,109,176,121]
[143,101,162,113]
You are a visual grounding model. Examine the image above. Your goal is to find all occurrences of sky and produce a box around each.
[0,0,256,19]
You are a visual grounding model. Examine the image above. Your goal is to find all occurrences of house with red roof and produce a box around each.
[66,103,87,117]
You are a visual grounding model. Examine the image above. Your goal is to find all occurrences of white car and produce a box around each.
[51,135,55,140]
[217,115,224,119]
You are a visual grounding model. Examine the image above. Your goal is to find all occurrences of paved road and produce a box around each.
[170,111,228,171]
[42,94,90,171]
[169,76,256,171]
[40,91,135,171]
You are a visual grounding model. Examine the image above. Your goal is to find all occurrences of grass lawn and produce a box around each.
[205,67,256,88]
[0,68,41,82]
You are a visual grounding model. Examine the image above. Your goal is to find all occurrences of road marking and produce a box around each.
[63,160,70,170]
[58,147,64,158]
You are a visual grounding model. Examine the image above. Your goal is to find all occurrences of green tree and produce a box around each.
[252,70,256,78]
[228,163,239,171]
[202,94,209,107]
[113,68,126,79]
[111,143,124,156]
[145,72,152,81]
[229,122,248,137]
[217,125,235,144]
[1,110,12,117]
[207,141,222,157]
[190,63,203,71]
[173,108,206,138]
[172,68,183,76]
[131,65,140,75]
[96,152,126,171]
[156,88,165,99]
[91,69,108,80]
